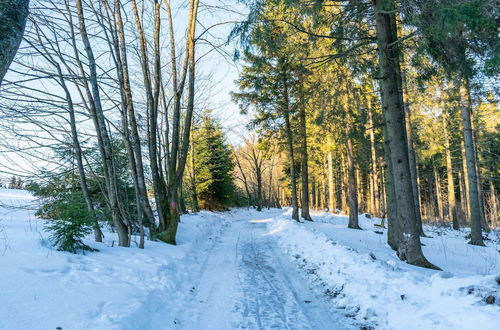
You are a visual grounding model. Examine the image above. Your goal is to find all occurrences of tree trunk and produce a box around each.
[75,0,129,247]
[255,162,263,211]
[461,140,470,221]
[434,165,444,222]
[0,0,29,84]
[383,124,399,249]
[160,0,200,244]
[327,145,335,213]
[114,0,156,238]
[368,100,380,217]
[281,63,299,221]
[62,68,103,242]
[347,136,360,229]
[402,70,424,236]
[458,170,467,224]
[299,105,313,221]
[442,111,459,229]
[459,81,484,246]
[341,154,348,213]
[373,0,437,268]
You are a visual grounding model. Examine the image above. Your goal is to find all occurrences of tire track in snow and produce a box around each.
[176,212,351,330]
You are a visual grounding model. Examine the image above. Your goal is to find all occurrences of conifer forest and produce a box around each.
[0,1,498,329]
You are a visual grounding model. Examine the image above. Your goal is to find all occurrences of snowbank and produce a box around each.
[267,213,500,330]
[0,188,231,329]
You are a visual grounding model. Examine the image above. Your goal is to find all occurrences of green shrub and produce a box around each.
[41,190,97,254]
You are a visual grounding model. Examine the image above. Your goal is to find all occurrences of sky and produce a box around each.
[0,0,252,181]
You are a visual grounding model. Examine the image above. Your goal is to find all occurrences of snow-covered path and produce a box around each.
[176,215,350,330]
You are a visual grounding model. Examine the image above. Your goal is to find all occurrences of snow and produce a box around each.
[268,210,500,330]
[1,188,499,329]
[0,188,233,329]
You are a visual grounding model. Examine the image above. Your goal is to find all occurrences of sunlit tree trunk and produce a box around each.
[442,111,459,229]
[433,165,443,222]
[373,0,437,268]
[281,62,299,221]
[367,99,380,216]
[327,143,335,213]
[347,134,360,229]
[459,80,484,246]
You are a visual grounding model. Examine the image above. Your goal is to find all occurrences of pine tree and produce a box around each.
[187,113,236,210]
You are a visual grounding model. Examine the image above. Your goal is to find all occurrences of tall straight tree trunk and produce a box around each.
[281,63,299,221]
[489,181,498,227]
[383,124,399,249]
[337,166,343,213]
[372,0,437,268]
[458,170,467,222]
[322,156,328,210]
[341,154,348,213]
[346,135,360,229]
[0,0,29,84]
[434,165,444,221]
[442,111,459,229]
[299,105,313,221]
[379,157,387,227]
[327,144,335,213]
[461,140,471,221]
[459,81,484,246]
[402,69,424,236]
[368,100,380,216]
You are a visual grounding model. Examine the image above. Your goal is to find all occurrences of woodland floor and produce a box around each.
[0,188,498,330]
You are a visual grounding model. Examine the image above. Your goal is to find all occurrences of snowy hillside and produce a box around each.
[0,188,499,329]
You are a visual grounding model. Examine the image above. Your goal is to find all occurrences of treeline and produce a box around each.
[230,0,498,268]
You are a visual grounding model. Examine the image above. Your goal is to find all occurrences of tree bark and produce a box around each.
[367,99,380,217]
[327,143,335,213]
[402,69,424,236]
[347,135,360,229]
[434,165,444,222]
[113,0,156,239]
[298,104,313,221]
[442,111,459,229]
[0,0,29,84]
[459,81,484,246]
[281,63,299,221]
[373,0,437,268]
[75,0,129,247]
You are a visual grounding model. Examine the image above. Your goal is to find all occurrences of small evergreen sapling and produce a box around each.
[43,191,97,254]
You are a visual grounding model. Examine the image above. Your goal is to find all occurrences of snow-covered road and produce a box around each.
[176,215,350,330]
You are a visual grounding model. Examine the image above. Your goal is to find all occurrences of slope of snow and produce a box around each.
[268,210,500,330]
[0,188,233,329]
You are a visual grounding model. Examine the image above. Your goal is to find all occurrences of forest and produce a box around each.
[0,0,498,329]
